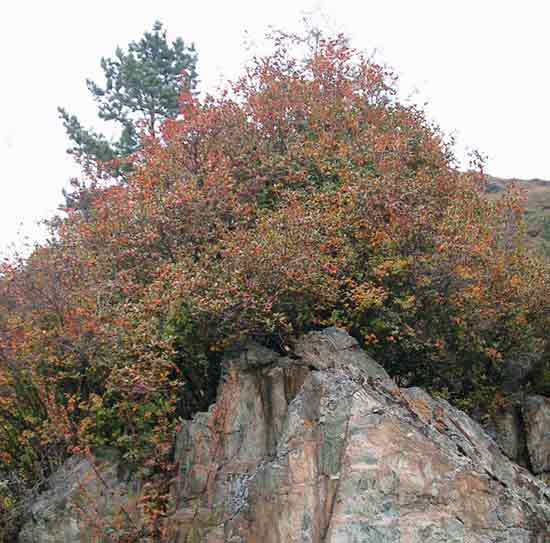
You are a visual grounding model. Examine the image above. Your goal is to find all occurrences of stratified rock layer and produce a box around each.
[19,328,550,542]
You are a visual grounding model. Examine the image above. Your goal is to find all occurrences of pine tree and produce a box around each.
[58,21,198,178]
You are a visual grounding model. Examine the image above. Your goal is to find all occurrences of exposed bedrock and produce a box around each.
[19,328,550,542]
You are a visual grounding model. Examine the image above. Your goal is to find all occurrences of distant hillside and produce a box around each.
[487,176,550,254]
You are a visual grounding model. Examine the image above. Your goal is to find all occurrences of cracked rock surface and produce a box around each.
[171,328,550,542]
[19,328,550,542]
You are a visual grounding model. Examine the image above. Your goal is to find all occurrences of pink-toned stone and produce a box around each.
[19,329,550,542]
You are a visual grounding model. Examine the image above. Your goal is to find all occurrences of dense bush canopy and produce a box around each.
[1,31,549,534]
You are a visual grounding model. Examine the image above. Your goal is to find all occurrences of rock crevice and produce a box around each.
[19,328,550,542]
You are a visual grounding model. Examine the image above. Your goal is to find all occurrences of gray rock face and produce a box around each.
[169,329,550,542]
[17,452,137,543]
[294,327,392,384]
[486,394,550,484]
[523,395,550,477]
[491,401,530,469]
[18,328,550,542]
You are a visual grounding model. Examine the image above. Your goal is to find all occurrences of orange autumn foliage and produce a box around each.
[1,31,550,537]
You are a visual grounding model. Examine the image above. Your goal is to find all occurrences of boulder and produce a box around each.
[523,395,550,477]
[19,329,550,542]
[170,329,550,542]
[491,401,530,469]
[17,451,138,543]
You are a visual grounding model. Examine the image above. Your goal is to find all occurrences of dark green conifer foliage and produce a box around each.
[58,21,198,178]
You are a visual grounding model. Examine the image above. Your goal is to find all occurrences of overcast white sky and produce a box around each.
[1,0,549,256]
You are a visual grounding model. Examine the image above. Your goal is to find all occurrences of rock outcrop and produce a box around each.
[19,328,550,542]
[523,395,550,480]
[488,393,550,484]
[491,399,531,469]
[17,451,134,543]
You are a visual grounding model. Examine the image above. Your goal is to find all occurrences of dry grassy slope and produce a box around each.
[487,176,550,253]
